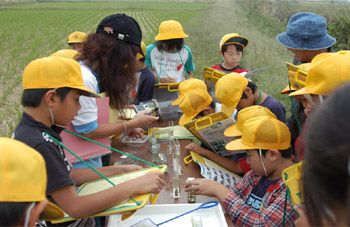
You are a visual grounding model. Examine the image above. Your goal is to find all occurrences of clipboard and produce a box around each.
[183,112,238,156]
[153,82,180,102]
[203,67,227,84]
[184,151,241,187]
[52,165,167,224]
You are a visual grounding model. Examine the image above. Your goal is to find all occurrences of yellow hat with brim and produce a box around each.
[215,73,248,117]
[23,57,100,98]
[226,116,291,151]
[67,31,88,44]
[155,20,188,41]
[50,49,80,60]
[224,106,277,137]
[282,162,303,205]
[0,138,64,221]
[220,33,249,49]
[280,84,297,94]
[290,51,350,97]
[179,89,213,125]
[171,78,207,105]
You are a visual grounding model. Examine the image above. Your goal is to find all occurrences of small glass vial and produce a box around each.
[187,177,196,203]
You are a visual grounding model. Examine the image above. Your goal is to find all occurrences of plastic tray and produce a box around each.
[122,135,148,147]
[107,203,228,227]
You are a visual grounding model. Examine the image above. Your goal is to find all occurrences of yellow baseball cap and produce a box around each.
[136,41,147,59]
[0,138,64,220]
[280,63,309,94]
[171,78,207,105]
[290,51,350,96]
[215,73,248,117]
[224,106,277,137]
[67,31,88,44]
[155,20,188,41]
[220,33,249,50]
[23,57,100,98]
[282,162,303,205]
[50,49,80,60]
[226,116,291,151]
[178,89,213,125]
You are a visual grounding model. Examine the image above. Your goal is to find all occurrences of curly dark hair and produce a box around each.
[79,33,140,110]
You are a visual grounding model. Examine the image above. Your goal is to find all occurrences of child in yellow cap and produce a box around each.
[0,138,64,226]
[186,106,277,175]
[145,20,195,83]
[13,56,165,225]
[216,73,286,123]
[185,117,297,226]
[67,31,87,53]
[211,33,249,75]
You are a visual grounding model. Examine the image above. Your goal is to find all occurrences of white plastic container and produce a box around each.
[122,135,148,147]
[108,203,228,227]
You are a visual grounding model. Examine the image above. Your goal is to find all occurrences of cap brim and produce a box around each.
[179,113,197,126]
[224,124,242,137]
[39,202,64,221]
[220,104,236,117]
[75,86,100,98]
[289,87,310,97]
[281,85,296,94]
[171,98,181,105]
[226,138,254,151]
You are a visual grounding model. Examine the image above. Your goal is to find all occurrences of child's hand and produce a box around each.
[133,172,166,194]
[185,143,211,157]
[126,128,144,138]
[185,178,229,198]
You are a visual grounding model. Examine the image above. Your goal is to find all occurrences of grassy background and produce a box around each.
[0,0,349,137]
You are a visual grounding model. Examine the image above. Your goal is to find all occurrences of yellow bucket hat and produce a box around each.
[155,20,188,41]
[171,78,207,105]
[290,51,350,97]
[282,162,303,205]
[23,57,100,98]
[178,89,213,125]
[219,33,249,50]
[67,31,88,44]
[50,49,80,60]
[226,116,291,151]
[215,73,248,117]
[0,138,64,220]
[224,106,277,137]
[280,62,309,94]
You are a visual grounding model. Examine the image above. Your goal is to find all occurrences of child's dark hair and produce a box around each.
[241,81,258,99]
[0,202,28,226]
[303,83,350,226]
[221,44,243,54]
[21,87,72,107]
[197,100,216,118]
[258,147,292,159]
[156,38,184,52]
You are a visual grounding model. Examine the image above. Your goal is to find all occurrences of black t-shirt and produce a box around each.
[13,112,74,195]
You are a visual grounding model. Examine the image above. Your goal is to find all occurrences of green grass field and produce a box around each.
[0,0,349,137]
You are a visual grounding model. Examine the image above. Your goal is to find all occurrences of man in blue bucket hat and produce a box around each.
[277,12,336,157]
[277,12,336,64]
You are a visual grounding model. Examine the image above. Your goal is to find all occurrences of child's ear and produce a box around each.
[45,90,57,106]
[268,149,280,162]
[28,200,49,226]
[243,87,252,95]
[202,106,213,115]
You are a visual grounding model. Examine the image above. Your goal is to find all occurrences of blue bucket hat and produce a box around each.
[277,12,336,50]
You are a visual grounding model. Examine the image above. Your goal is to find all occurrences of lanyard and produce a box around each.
[256,90,262,105]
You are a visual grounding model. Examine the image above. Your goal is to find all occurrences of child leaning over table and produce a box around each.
[13,56,165,226]
[185,116,298,226]
[211,33,249,75]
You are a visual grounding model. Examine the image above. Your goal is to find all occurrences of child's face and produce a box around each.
[221,45,242,68]
[236,89,255,110]
[294,94,321,116]
[53,89,81,126]
[69,43,84,53]
[246,149,267,176]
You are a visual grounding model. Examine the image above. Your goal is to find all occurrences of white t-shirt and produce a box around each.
[71,62,99,133]
[145,43,195,83]
[215,103,237,119]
